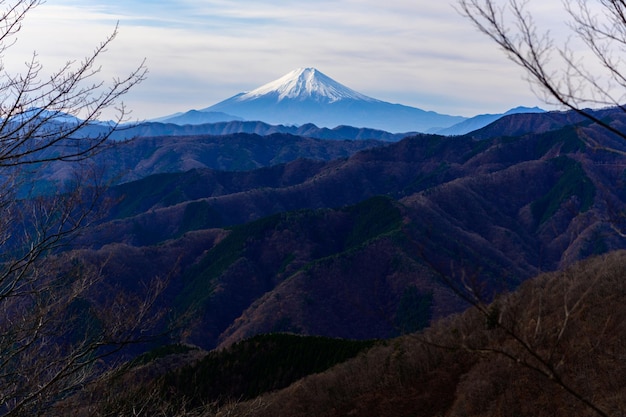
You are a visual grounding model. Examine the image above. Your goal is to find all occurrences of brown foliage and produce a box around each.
[191,251,626,417]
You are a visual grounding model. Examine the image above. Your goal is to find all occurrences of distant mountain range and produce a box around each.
[148,105,543,138]
[153,67,543,134]
[436,105,544,135]
[42,106,545,142]
[100,120,412,142]
[152,110,244,125]
[13,68,544,139]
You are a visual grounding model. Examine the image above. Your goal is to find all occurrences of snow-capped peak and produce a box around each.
[237,68,379,103]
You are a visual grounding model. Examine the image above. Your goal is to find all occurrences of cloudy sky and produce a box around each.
[11,0,567,120]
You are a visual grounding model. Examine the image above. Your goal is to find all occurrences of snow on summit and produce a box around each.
[237,68,379,103]
[201,67,466,132]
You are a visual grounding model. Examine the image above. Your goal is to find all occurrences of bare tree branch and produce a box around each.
[0,1,153,415]
[457,0,626,143]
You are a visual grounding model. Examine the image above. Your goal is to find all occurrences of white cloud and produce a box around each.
[6,0,575,119]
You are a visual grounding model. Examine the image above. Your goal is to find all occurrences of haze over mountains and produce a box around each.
[155,68,543,134]
[8,68,547,144]
[25,67,544,140]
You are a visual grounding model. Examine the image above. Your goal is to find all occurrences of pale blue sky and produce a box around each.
[10,0,568,120]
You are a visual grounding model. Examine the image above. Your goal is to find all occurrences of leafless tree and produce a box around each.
[421,261,619,417]
[458,0,626,142]
[447,2,626,415]
[0,0,149,415]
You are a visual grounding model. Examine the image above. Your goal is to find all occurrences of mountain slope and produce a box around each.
[39,133,385,186]
[213,250,626,417]
[435,106,544,135]
[77,251,626,417]
[62,109,626,350]
[464,108,609,139]
[83,120,413,142]
[202,68,466,132]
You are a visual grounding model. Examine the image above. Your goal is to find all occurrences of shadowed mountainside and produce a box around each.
[76,251,626,417]
[209,250,626,417]
[63,109,626,351]
[91,133,387,184]
[25,107,626,416]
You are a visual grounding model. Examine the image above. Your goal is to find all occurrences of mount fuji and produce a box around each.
[171,68,467,133]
